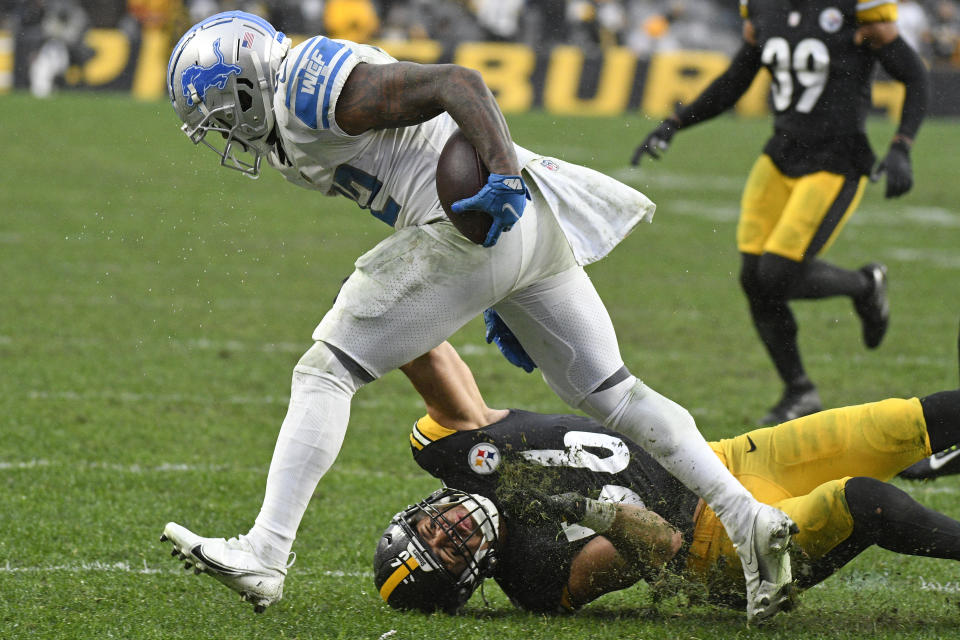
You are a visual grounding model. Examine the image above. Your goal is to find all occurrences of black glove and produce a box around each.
[874,139,913,198]
[631,118,679,166]
[517,490,587,524]
[542,492,588,522]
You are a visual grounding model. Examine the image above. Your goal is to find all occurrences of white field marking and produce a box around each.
[0,560,371,579]
[610,167,744,192]
[6,335,310,354]
[889,247,960,269]
[6,335,493,359]
[664,199,740,222]
[0,459,251,473]
[0,458,424,480]
[804,352,955,368]
[830,574,960,595]
[22,388,430,415]
[26,389,289,406]
[181,338,308,354]
[614,188,960,232]
[919,577,960,593]
[636,347,952,369]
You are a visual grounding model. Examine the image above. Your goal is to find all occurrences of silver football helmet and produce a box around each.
[373,488,501,613]
[167,11,290,177]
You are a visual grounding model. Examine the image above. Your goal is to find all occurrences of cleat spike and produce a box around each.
[160,534,168,542]
[254,604,266,614]
[160,522,284,610]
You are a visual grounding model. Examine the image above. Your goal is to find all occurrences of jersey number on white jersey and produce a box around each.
[332,164,401,226]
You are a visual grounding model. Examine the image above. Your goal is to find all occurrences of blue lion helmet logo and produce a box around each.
[181,37,242,107]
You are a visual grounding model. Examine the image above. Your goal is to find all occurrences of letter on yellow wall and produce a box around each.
[82,29,130,86]
[454,43,534,113]
[543,45,636,116]
[372,39,442,63]
[642,50,731,117]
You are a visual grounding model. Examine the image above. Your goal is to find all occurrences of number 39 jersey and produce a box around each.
[741,0,898,176]
[409,409,700,611]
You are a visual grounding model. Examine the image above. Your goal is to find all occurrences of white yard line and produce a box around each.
[0,560,371,578]
[26,389,290,406]
[1,559,953,595]
[0,458,425,480]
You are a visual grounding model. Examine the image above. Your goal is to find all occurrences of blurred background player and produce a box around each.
[375,341,960,616]
[160,11,795,622]
[632,0,929,425]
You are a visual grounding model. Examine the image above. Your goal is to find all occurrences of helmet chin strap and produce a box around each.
[245,49,272,137]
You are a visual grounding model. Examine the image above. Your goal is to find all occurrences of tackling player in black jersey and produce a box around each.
[374,342,960,617]
[632,0,929,426]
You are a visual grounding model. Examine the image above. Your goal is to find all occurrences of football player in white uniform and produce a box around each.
[160,11,796,622]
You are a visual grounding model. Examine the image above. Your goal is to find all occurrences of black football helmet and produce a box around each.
[373,487,501,613]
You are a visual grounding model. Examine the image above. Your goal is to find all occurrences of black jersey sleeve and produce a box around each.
[676,41,763,129]
[873,35,929,141]
[493,521,593,613]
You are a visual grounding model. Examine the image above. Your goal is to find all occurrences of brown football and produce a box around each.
[435,129,491,245]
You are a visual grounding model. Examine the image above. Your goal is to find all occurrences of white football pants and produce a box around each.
[250,198,759,565]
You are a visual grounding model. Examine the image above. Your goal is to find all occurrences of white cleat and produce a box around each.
[736,505,799,625]
[160,522,289,613]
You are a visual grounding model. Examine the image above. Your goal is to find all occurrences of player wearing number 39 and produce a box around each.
[161,11,797,622]
[633,0,929,426]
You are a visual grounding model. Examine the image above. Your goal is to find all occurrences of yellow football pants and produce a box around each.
[687,398,932,584]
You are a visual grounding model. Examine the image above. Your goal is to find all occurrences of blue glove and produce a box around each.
[452,173,530,247]
[484,308,536,373]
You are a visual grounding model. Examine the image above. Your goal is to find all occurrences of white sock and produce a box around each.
[580,377,757,549]
[246,359,358,569]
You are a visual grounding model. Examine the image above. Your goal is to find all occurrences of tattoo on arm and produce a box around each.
[336,62,519,174]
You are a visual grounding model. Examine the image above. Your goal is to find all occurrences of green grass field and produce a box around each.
[2,92,959,639]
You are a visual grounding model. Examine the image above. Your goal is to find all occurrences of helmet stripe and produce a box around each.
[378,557,420,602]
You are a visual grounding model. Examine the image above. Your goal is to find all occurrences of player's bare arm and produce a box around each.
[566,504,682,607]
[399,342,508,431]
[742,19,757,46]
[336,61,520,175]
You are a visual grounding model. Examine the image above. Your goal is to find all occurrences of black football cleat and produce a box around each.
[854,263,889,350]
[899,445,960,480]
[758,386,823,426]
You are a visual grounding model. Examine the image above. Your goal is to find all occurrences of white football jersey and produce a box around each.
[268,36,655,263]
[269,37,453,229]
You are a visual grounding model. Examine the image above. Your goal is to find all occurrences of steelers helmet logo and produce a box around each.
[468,442,500,475]
[819,7,843,33]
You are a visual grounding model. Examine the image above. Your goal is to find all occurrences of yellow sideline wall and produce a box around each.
[2,29,908,121]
